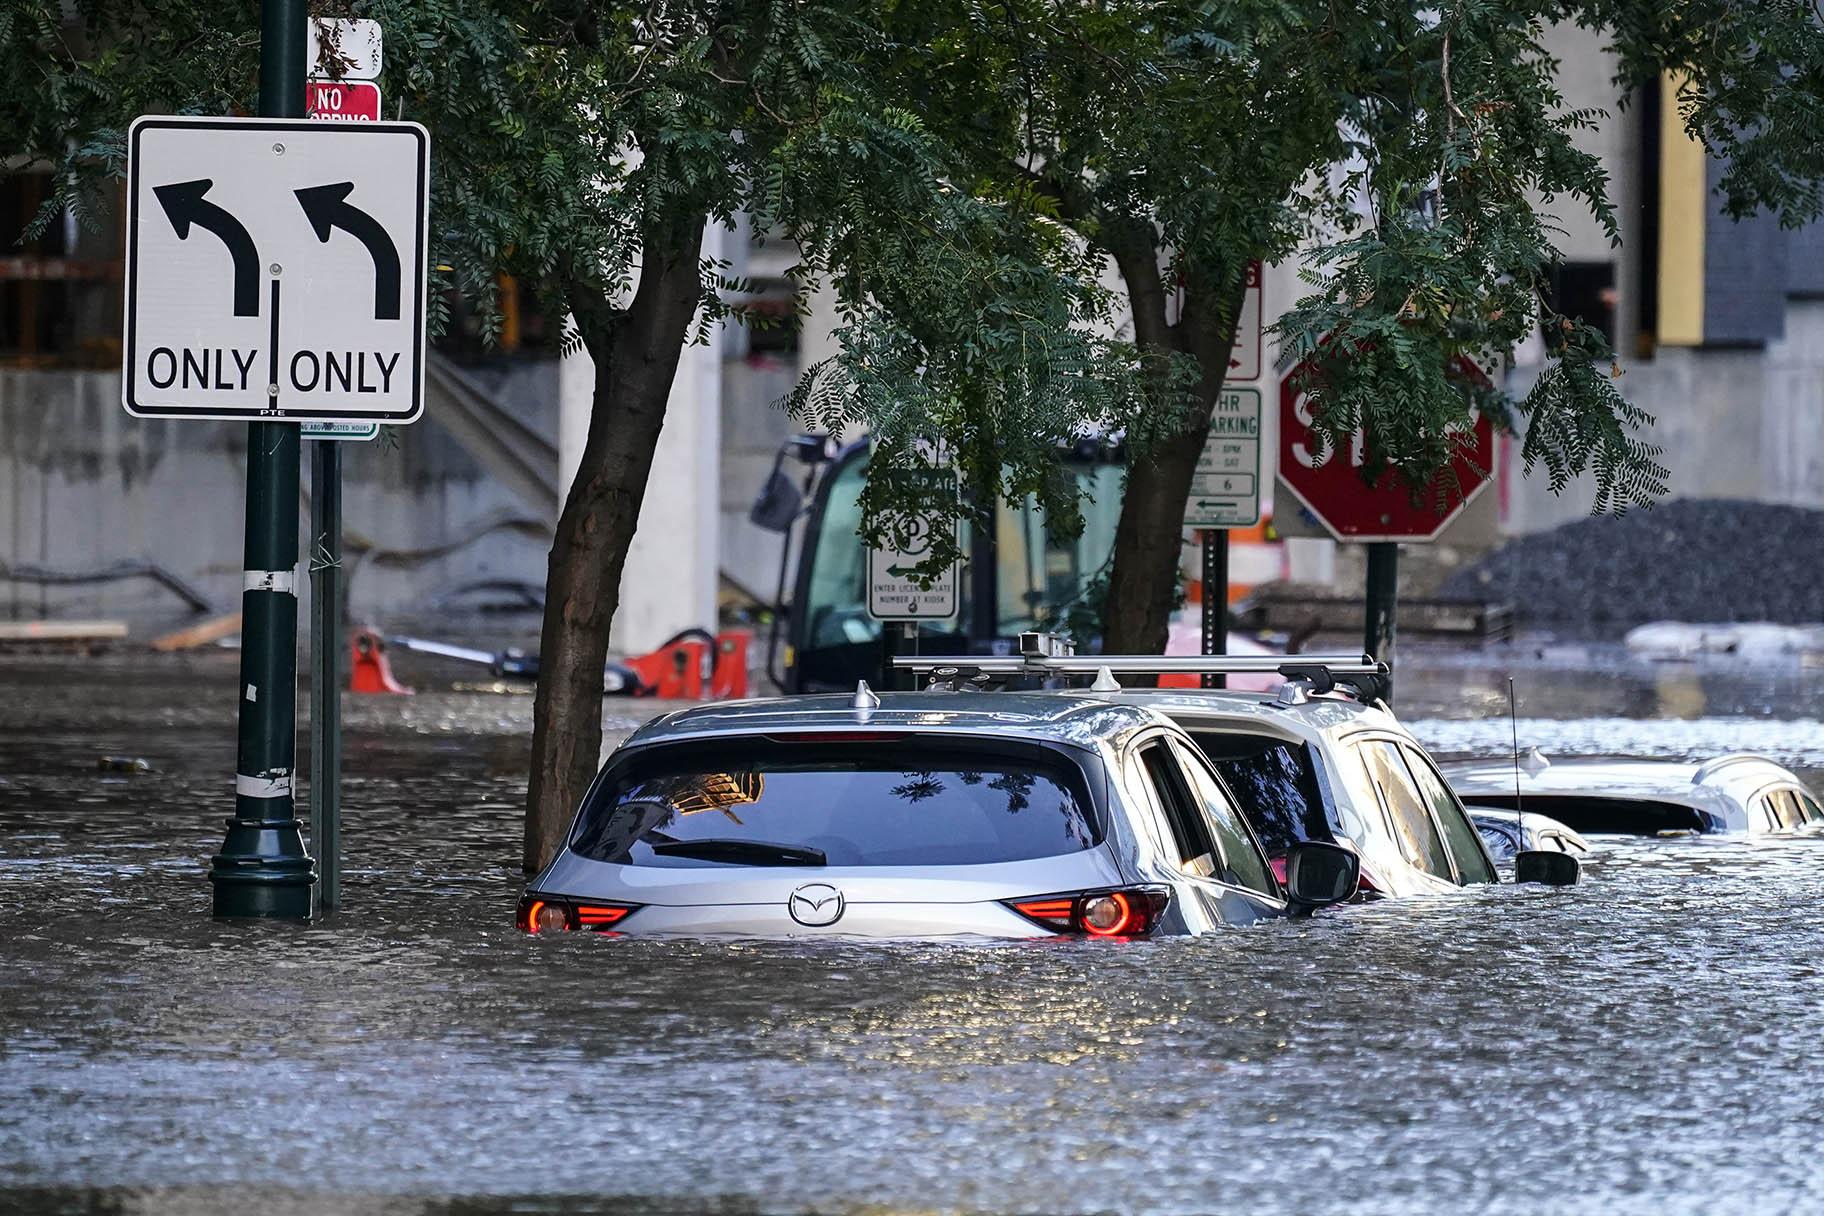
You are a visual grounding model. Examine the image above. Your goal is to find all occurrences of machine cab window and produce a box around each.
[777,442,1122,692]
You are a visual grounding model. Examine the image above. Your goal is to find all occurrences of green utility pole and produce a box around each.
[209,0,314,918]
[309,441,343,912]
[1363,541,1398,705]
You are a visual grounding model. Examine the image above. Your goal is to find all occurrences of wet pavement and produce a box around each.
[2,647,1823,1215]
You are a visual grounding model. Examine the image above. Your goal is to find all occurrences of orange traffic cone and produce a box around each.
[349,628,413,695]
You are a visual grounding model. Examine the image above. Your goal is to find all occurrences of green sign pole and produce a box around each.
[309,440,343,912]
[210,0,315,917]
[1363,541,1398,706]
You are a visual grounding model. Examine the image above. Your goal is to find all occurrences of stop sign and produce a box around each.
[1278,356,1496,542]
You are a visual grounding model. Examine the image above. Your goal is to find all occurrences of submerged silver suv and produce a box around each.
[520,688,1358,939]
[894,640,1574,896]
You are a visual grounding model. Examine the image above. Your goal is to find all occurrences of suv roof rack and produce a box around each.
[893,632,1389,700]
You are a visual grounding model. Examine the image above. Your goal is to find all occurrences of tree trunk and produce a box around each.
[1101,264,1249,657]
[523,218,707,874]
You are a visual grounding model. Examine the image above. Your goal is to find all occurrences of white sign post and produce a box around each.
[1186,387,1264,528]
[122,116,428,424]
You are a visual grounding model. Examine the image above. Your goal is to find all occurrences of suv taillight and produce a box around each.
[1005,887,1171,937]
[517,894,640,934]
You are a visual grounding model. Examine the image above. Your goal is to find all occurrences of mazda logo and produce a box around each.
[787,883,845,927]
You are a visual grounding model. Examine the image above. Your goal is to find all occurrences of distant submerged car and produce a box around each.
[1470,810,1591,861]
[520,688,1361,939]
[1442,751,1824,836]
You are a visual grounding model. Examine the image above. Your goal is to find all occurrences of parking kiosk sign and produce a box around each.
[867,469,960,620]
[122,116,429,423]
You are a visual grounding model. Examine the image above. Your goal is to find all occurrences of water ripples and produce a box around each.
[4,656,1824,1213]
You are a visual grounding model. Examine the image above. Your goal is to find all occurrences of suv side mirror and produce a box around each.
[1515,850,1580,886]
[1284,841,1360,910]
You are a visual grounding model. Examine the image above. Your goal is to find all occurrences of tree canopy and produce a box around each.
[11,0,1824,864]
[12,2,1824,549]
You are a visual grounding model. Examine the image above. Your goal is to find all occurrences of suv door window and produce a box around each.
[1195,732,1332,857]
[1359,741,1454,880]
[1172,741,1276,896]
[1400,745,1496,885]
[1136,740,1218,878]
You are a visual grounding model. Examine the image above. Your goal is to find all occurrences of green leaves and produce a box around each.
[7,0,1824,541]
[777,180,1148,576]
[1269,0,1662,511]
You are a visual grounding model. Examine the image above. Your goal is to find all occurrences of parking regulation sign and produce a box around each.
[1186,387,1263,528]
[306,80,383,122]
[122,116,429,423]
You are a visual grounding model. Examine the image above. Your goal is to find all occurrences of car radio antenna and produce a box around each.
[1508,677,1524,853]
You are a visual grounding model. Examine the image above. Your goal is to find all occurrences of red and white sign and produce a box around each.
[308,80,382,122]
[1230,260,1262,380]
[1278,354,1495,543]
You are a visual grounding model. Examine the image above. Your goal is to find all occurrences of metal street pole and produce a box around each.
[308,442,342,912]
[1363,541,1398,705]
[210,0,314,917]
[1199,529,1227,688]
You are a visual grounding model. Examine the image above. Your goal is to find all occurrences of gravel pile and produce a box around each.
[1441,498,1824,629]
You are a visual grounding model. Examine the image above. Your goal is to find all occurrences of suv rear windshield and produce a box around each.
[570,738,1103,868]
[1193,732,1332,857]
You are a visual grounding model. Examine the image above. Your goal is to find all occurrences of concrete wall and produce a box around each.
[0,364,555,631]
[719,355,799,606]
[1501,301,1824,532]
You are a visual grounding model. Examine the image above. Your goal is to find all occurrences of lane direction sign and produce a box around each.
[1186,387,1264,528]
[123,116,429,423]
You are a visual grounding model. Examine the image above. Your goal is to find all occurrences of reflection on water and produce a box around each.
[3,652,1824,1215]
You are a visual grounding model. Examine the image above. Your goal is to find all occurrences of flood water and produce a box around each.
[3,647,1823,1215]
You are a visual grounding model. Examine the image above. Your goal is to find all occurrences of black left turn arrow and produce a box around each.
[153,179,260,317]
[295,182,401,320]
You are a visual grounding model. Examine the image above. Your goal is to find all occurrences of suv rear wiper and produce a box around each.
[647,838,828,866]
